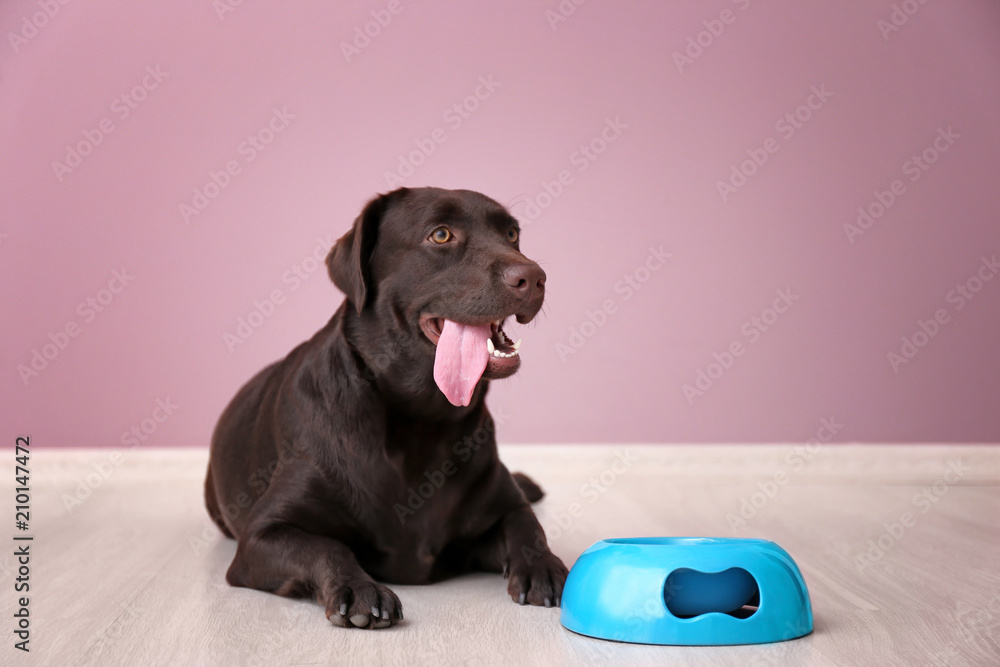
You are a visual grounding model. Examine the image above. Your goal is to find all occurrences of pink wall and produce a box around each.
[3,1,999,446]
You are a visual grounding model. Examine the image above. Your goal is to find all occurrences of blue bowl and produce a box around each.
[560,537,813,646]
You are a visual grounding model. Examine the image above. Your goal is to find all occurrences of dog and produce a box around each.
[205,187,567,629]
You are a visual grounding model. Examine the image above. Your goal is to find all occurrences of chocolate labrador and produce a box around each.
[204,187,567,629]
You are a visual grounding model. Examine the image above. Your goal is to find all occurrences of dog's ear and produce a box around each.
[327,190,404,313]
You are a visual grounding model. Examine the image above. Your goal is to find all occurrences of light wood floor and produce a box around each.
[1,445,997,666]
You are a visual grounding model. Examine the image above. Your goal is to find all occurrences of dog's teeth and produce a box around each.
[513,338,521,351]
[487,339,495,354]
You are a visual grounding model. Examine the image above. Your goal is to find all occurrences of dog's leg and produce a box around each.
[467,505,568,607]
[511,472,544,503]
[226,524,402,629]
[501,506,568,607]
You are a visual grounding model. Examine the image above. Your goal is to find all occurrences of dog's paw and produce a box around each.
[326,579,402,629]
[506,551,568,607]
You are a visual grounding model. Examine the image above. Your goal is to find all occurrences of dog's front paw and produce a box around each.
[506,550,568,607]
[326,579,402,629]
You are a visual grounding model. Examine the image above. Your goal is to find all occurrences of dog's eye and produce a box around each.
[430,227,452,244]
[507,228,519,243]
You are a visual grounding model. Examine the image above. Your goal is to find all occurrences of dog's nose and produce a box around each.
[504,263,546,300]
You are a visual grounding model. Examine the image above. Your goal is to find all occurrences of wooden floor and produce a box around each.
[2,444,998,666]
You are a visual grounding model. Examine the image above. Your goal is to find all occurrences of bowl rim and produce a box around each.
[600,536,773,547]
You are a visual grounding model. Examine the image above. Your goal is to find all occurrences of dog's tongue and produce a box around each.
[433,319,491,407]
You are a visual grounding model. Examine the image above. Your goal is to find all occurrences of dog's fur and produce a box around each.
[205,187,567,629]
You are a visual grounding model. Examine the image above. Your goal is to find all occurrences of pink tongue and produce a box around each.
[433,319,492,407]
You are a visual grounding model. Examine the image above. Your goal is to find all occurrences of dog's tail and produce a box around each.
[512,472,545,504]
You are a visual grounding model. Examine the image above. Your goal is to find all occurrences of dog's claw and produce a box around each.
[506,550,569,608]
[328,580,400,629]
[502,563,509,578]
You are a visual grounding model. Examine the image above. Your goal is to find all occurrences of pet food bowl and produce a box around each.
[560,537,813,646]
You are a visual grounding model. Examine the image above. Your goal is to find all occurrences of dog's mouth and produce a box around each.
[419,315,521,355]
[419,314,522,407]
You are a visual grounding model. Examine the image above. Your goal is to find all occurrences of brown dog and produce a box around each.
[205,187,567,628]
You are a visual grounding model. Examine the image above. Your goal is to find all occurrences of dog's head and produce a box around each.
[327,187,545,407]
